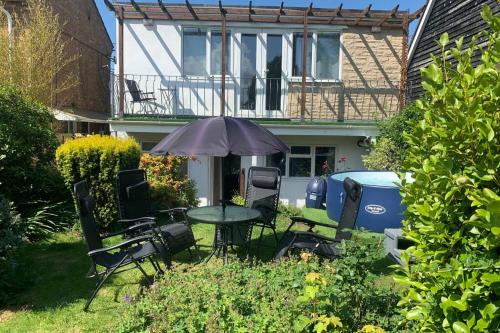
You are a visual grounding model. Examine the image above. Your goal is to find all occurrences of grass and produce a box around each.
[0,209,393,333]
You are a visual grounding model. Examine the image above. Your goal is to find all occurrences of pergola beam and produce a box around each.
[104,0,116,12]
[130,0,148,20]
[158,0,173,19]
[276,1,285,22]
[327,3,342,24]
[220,0,227,116]
[354,4,372,25]
[378,4,398,25]
[185,0,199,20]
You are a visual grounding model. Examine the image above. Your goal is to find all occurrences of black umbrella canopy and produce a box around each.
[151,117,289,156]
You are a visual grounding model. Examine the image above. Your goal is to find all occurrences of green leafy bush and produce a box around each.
[0,86,68,209]
[119,237,406,333]
[363,104,423,171]
[396,6,500,332]
[139,154,198,209]
[0,195,23,305]
[56,135,141,228]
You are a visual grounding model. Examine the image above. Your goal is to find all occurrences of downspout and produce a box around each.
[1,6,13,80]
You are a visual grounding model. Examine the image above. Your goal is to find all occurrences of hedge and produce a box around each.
[56,135,141,228]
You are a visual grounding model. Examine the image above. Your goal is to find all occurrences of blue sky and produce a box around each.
[96,0,426,50]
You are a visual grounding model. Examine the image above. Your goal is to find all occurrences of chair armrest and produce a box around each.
[290,216,338,230]
[88,234,154,256]
[156,208,188,214]
[119,216,156,224]
[103,221,158,239]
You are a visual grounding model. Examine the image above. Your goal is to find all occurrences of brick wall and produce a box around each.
[4,0,113,115]
[287,26,402,121]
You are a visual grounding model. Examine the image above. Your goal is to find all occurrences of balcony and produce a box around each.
[111,74,402,123]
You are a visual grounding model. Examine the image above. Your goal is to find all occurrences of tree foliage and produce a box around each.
[0,86,65,208]
[0,0,78,106]
[396,6,500,332]
[363,104,423,171]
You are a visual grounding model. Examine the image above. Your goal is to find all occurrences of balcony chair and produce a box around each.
[273,177,363,260]
[73,180,168,312]
[116,169,199,261]
[242,167,282,254]
[125,79,158,114]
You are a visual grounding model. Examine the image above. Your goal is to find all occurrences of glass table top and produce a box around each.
[186,205,261,225]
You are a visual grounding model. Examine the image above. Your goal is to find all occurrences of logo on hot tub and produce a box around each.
[365,204,386,215]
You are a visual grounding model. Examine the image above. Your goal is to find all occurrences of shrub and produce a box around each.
[56,135,141,228]
[363,104,423,171]
[0,86,65,208]
[395,6,500,332]
[139,154,198,209]
[0,195,23,305]
[119,237,406,333]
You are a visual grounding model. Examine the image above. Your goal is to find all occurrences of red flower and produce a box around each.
[340,156,347,162]
[321,162,329,170]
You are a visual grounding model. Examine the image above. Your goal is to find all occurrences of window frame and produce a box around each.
[267,145,337,178]
[182,27,233,77]
[140,141,159,152]
[290,31,342,82]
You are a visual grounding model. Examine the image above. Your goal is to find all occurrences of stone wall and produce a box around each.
[287,26,402,121]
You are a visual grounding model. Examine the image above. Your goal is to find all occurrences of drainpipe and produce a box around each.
[0,6,13,80]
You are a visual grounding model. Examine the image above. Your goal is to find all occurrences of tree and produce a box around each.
[0,0,78,106]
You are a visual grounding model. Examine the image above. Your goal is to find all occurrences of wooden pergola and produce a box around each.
[105,0,424,119]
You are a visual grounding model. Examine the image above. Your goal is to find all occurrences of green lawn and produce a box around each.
[0,209,393,333]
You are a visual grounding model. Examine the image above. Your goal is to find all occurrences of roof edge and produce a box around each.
[408,0,435,67]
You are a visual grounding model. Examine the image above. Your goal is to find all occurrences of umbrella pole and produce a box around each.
[221,156,226,215]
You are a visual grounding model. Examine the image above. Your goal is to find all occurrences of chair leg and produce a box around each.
[84,271,112,312]
[256,226,265,258]
[83,254,129,312]
[148,257,163,274]
[132,259,153,285]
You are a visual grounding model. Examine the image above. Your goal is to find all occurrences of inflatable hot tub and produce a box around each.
[326,171,408,233]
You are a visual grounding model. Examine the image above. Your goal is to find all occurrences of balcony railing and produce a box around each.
[111,74,402,122]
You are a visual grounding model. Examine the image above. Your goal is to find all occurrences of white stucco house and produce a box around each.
[106,1,421,207]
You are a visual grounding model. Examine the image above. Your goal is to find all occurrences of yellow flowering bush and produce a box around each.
[139,154,198,209]
[56,135,140,228]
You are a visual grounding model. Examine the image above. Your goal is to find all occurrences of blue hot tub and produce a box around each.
[326,171,407,233]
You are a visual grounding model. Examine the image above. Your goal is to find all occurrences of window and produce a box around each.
[141,141,159,152]
[266,145,336,177]
[316,34,340,80]
[292,33,312,77]
[183,28,206,76]
[240,34,257,110]
[266,152,286,175]
[292,32,341,80]
[314,147,336,176]
[289,146,312,177]
[210,31,230,74]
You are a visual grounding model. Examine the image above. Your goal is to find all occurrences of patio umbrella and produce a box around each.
[150,116,289,209]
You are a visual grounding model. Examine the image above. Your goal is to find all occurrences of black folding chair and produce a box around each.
[243,167,281,252]
[73,180,167,312]
[125,79,158,114]
[274,177,363,260]
[116,169,199,260]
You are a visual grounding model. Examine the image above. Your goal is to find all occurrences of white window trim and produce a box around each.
[290,31,342,81]
[269,145,337,179]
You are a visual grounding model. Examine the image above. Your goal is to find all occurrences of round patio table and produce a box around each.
[187,205,261,264]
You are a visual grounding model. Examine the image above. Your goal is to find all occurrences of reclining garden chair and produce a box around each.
[125,79,158,114]
[243,167,282,252]
[116,169,199,260]
[274,177,363,260]
[74,180,167,312]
